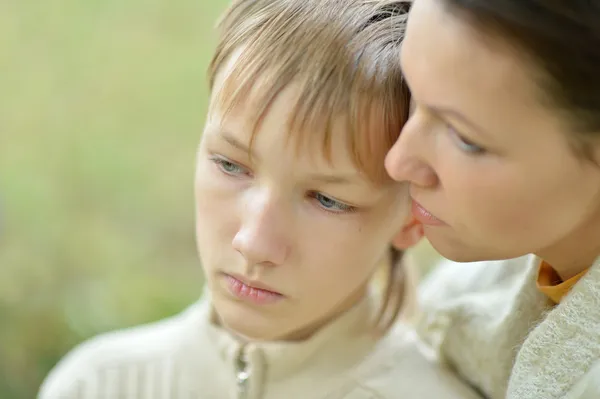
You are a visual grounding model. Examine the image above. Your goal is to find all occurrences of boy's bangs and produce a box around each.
[213,44,409,186]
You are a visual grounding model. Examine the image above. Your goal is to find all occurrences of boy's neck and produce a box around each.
[216,285,369,343]
[281,285,369,342]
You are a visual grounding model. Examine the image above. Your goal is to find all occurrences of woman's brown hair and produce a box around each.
[441,0,600,157]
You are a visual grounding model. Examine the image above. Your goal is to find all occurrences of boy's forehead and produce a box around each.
[205,126,385,194]
[208,88,351,160]
[209,73,396,184]
[205,115,390,193]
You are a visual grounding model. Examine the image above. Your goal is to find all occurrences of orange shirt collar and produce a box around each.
[536,261,589,304]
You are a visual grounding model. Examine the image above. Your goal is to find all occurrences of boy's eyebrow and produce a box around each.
[308,173,359,185]
[217,129,367,186]
[308,173,372,187]
[219,130,258,159]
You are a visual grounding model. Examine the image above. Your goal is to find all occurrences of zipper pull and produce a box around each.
[236,346,250,398]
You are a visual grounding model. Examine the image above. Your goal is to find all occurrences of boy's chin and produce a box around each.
[213,301,287,342]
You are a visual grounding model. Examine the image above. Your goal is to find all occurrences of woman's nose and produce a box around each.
[385,116,439,188]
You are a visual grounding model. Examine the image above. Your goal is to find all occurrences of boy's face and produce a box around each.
[195,78,416,342]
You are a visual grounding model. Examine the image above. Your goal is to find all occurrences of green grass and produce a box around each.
[0,2,440,397]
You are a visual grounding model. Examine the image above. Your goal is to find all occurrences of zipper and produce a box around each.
[235,346,250,399]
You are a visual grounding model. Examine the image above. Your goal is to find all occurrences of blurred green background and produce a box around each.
[1,1,221,397]
[0,1,438,398]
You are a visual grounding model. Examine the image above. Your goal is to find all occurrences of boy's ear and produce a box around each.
[392,216,424,250]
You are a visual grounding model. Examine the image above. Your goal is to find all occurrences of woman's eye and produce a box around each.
[312,192,356,213]
[211,157,249,176]
[448,125,486,155]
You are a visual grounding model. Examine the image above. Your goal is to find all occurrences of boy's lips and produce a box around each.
[220,272,284,305]
[411,200,446,226]
[227,273,282,295]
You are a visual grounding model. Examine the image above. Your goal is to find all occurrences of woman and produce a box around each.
[385,0,600,398]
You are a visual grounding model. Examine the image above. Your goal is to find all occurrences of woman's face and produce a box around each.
[385,0,600,276]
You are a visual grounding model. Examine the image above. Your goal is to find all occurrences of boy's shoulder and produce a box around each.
[38,303,201,399]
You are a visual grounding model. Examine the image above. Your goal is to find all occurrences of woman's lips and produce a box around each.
[411,200,445,226]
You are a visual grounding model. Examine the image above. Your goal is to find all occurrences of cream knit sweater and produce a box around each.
[39,290,481,399]
[418,254,600,399]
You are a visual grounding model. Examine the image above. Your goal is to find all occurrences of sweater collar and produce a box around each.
[507,255,600,398]
[181,288,380,397]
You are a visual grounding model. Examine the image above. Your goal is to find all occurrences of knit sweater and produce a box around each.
[417,254,600,399]
[39,290,482,399]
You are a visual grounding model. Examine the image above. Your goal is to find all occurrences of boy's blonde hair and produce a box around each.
[208,0,411,334]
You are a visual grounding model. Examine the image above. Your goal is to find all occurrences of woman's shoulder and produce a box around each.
[38,303,201,399]
[563,358,600,399]
[341,323,484,399]
[341,255,539,399]
[415,254,540,337]
[419,254,535,303]
[413,254,546,399]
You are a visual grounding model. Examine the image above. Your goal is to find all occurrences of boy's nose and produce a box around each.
[232,192,289,268]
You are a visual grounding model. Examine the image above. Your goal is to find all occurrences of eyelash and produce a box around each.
[447,124,486,155]
[210,156,251,177]
[308,192,357,214]
[209,156,357,215]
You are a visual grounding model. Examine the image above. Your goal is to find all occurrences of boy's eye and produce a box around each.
[312,192,356,213]
[211,156,250,176]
